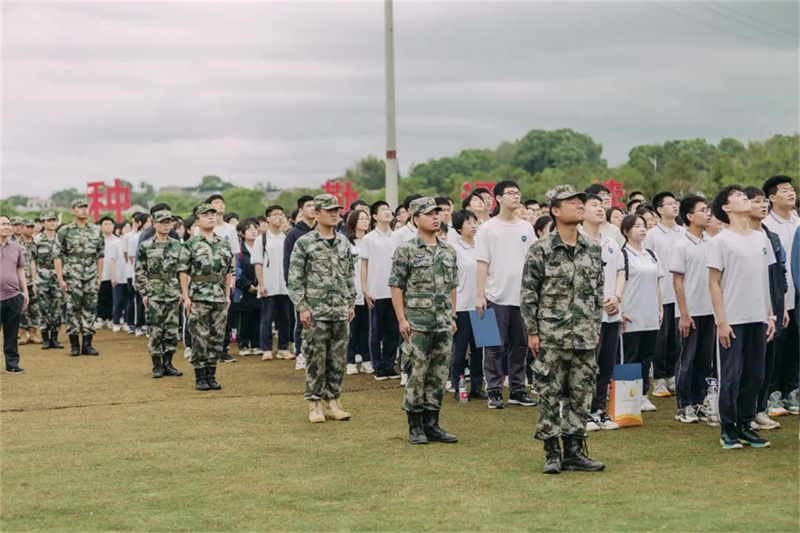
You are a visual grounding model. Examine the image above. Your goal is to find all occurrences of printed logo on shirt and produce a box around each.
[608,246,614,255]
[521,236,527,243]
[763,247,767,255]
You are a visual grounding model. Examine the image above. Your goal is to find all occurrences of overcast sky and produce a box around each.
[2,1,798,198]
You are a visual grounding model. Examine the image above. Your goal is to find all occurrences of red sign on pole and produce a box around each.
[86,179,131,222]
[460,181,497,210]
[595,179,626,208]
[322,180,359,212]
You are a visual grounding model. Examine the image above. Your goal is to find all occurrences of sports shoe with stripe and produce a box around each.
[589,410,619,430]
[675,405,699,423]
[641,395,658,412]
[768,391,789,416]
[752,412,781,430]
[783,389,800,415]
[653,379,671,398]
[694,403,709,422]
[737,424,770,448]
[719,425,743,450]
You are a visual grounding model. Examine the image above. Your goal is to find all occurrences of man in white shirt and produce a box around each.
[362,201,401,380]
[253,205,293,360]
[585,184,625,248]
[645,191,685,397]
[391,194,422,249]
[475,180,537,409]
[125,212,149,335]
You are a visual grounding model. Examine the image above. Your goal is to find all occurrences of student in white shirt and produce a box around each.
[362,201,399,380]
[620,214,663,413]
[111,221,129,330]
[645,191,685,398]
[585,183,625,248]
[253,205,293,361]
[345,210,371,375]
[475,180,537,409]
[125,212,149,335]
[708,185,776,449]
[391,194,422,249]
[670,195,715,424]
[581,194,624,431]
[96,217,119,329]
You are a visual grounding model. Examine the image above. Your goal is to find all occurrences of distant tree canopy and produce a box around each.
[198,175,234,192]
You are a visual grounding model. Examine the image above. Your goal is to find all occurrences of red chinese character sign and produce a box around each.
[460,181,497,211]
[87,179,131,222]
[322,180,359,212]
[595,179,626,208]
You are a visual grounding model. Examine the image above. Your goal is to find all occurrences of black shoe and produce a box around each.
[407,411,428,445]
[385,369,401,380]
[561,436,605,471]
[374,369,389,381]
[69,335,81,357]
[738,423,771,448]
[719,424,743,450]
[487,390,504,409]
[151,356,165,379]
[206,366,222,390]
[81,335,99,356]
[40,330,52,350]
[162,353,183,377]
[542,438,562,474]
[422,410,458,443]
[5,366,25,374]
[469,388,488,400]
[50,330,64,349]
[194,368,211,391]
[219,353,236,363]
[508,391,537,406]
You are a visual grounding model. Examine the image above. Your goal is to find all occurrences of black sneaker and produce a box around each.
[385,369,401,380]
[719,426,743,450]
[4,366,25,374]
[487,390,504,409]
[508,391,537,406]
[738,424,771,448]
[219,353,237,363]
[374,369,389,381]
[469,389,489,400]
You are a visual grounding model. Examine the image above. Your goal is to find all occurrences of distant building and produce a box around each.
[26,197,55,210]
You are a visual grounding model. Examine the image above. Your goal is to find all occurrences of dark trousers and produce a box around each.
[771,308,800,396]
[126,279,145,328]
[0,294,23,370]
[483,302,527,393]
[719,323,766,425]
[654,303,679,379]
[112,283,127,324]
[675,315,715,408]
[294,310,303,355]
[623,329,658,394]
[223,307,238,355]
[347,304,370,364]
[97,280,113,320]
[591,321,621,412]
[260,294,291,351]
[759,339,778,412]
[369,298,400,371]
[451,311,483,391]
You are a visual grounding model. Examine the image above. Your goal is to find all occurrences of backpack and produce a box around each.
[260,232,270,268]
[621,246,657,281]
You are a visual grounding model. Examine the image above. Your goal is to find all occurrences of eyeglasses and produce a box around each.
[692,207,712,214]
[503,191,522,198]
[662,201,679,207]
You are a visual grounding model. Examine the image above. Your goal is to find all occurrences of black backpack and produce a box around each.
[621,246,657,281]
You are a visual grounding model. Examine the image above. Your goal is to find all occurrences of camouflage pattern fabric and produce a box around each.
[54,222,104,281]
[187,301,227,369]
[65,279,98,335]
[302,320,349,400]
[19,240,38,329]
[20,239,35,282]
[401,331,452,412]
[134,237,183,301]
[388,235,458,333]
[147,300,180,359]
[287,230,356,321]
[531,347,598,440]
[34,234,63,331]
[177,235,233,303]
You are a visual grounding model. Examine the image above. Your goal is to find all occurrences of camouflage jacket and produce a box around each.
[287,229,355,321]
[177,235,234,303]
[388,235,458,333]
[34,233,58,276]
[135,237,183,301]
[55,222,104,281]
[20,239,36,283]
[520,231,604,350]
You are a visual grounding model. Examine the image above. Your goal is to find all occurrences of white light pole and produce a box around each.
[384,0,399,208]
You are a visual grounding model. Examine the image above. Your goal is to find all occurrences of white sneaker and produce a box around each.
[135,328,145,337]
[360,361,374,374]
[346,364,359,375]
[641,395,658,412]
[94,319,105,330]
[295,354,306,370]
[667,376,676,393]
[586,420,601,432]
[753,411,781,430]
[183,346,193,360]
[400,373,408,386]
[445,383,455,393]
[251,348,263,356]
[464,367,470,377]
[106,320,115,330]
[593,410,620,430]
[653,379,671,398]
[112,324,122,333]
[355,354,363,364]
[675,405,699,423]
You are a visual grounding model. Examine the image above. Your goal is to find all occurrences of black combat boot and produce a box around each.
[81,335,99,356]
[40,330,52,350]
[561,436,605,472]
[162,353,183,377]
[69,335,81,357]
[206,366,222,390]
[51,330,64,349]
[407,411,428,445]
[542,438,562,474]
[151,356,165,379]
[194,368,211,391]
[422,410,458,443]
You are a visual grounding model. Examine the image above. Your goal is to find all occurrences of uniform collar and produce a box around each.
[656,222,680,234]
[456,237,475,250]
[411,235,444,249]
[684,231,707,245]
[551,230,589,251]
[769,211,796,225]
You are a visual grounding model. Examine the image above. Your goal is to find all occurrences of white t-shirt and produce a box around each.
[251,230,288,297]
[101,236,120,282]
[600,222,625,249]
[621,244,664,333]
[454,238,477,312]
[352,239,364,306]
[644,223,685,306]
[584,233,624,324]
[124,231,140,280]
[474,216,535,307]
[361,227,395,301]
[446,226,461,245]
[707,229,776,326]
[669,231,713,318]
[391,223,418,250]
[762,211,799,311]
[113,238,127,284]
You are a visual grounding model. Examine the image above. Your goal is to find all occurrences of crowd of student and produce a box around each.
[2,175,798,450]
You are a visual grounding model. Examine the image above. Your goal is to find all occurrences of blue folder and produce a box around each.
[468,309,502,348]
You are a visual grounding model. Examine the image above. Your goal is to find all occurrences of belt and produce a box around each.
[192,274,225,283]
[38,267,53,274]
[149,272,178,281]
[68,252,97,259]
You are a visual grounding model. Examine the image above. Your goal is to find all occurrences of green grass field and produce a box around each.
[1,330,798,532]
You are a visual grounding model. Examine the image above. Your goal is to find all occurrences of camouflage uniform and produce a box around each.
[135,210,183,376]
[287,195,356,402]
[35,215,64,334]
[19,221,39,333]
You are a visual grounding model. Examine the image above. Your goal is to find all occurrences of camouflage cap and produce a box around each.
[41,211,58,221]
[545,184,587,204]
[152,209,174,222]
[314,194,343,211]
[10,216,23,225]
[21,218,35,227]
[71,197,89,208]
[194,203,217,215]
[411,196,440,216]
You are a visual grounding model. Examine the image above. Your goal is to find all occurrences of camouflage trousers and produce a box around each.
[37,276,63,331]
[65,278,98,335]
[401,330,452,413]
[532,347,598,440]
[147,299,180,359]
[188,301,226,369]
[20,285,39,330]
[302,320,348,401]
